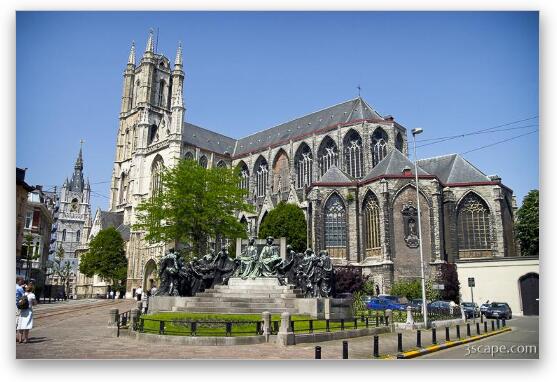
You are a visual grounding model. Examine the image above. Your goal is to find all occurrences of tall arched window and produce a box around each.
[151,156,165,197]
[324,194,347,259]
[62,229,67,242]
[76,230,81,243]
[395,132,404,153]
[119,173,127,204]
[371,128,389,167]
[133,80,140,108]
[70,198,79,212]
[132,126,137,151]
[238,162,250,191]
[273,150,290,194]
[295,143,313,189]
[199,155,208,169]
[457,193,492,257]
[317,136,339,177]
[216,160,227,168]
[254,156,269,197]
[184,151,194,161]
[343,130,364,178]
[363,193,381,258]
[158,80,165,107]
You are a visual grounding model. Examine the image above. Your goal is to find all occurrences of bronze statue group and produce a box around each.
[156,236,335,298]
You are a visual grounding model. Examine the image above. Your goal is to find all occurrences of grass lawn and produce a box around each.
[139,312,382,337]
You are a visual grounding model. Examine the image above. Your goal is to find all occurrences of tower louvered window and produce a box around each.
[324,194,347,259]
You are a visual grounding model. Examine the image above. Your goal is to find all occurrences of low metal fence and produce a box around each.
[288,316,382,334]
[137,317,265,337]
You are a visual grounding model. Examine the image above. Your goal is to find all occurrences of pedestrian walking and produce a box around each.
[141,291,149,314]
[17,285,37,343]
[136,286,143,302]
[150,284,157,297]
[16,276,25,342]
[109,290,114,300]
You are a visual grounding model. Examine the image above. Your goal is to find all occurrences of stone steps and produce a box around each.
[196,292,301,299]
[183,301,297,309]
[184,296,296,303]
[176,306,298,314]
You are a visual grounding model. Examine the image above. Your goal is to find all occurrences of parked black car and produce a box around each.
[480,302,491,316]
[461,302,480,318]
[485,302,512,319]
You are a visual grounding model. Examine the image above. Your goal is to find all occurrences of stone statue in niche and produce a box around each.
[402,202,420,248]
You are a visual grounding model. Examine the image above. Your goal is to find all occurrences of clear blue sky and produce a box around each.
[16,11,538,212]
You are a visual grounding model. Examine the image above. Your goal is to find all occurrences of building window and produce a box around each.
[295,143,313,189]
[216,160,227,168]
[119,173,127,204]
[158,80,165,107]
[457,193,492,256]
[273,150,290,194]
[363,193,381,258]
[238,162,250,191]
[184,151,194,161]
[343,130,363,178]
[318,136,339,177]
[76,230,80,243]
[132,126,137,151]
[371,128,389,167]
[199,155,208,169]
[25,211,33,229]
[324,194,347,259]
[62,229,67,242]
[395,132,404,152]
[255,156,269,198]
[71,198,78,212]
[151,156,165,197]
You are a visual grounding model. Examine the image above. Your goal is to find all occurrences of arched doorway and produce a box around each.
[143,259,158,292]
[519,273,539,315]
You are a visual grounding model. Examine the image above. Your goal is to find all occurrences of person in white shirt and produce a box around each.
[135,286,143,301]
[17,285,38,343]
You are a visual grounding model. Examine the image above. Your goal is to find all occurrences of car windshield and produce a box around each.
[462,303,475,307]
[491,303,507,308]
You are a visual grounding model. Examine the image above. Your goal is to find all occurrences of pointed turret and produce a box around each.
[127,41,136,66]
[74,146,83,171]
[174,41,183,67]
[145,29,154,54]
[69,145,85,192]
[170,41,185,134]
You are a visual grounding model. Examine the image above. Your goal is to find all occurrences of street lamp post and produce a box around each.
[411,127,428,328]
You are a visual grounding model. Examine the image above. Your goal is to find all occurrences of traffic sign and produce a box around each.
[468,277,475,287]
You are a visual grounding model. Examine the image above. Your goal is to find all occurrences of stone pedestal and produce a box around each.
[276,312,295,346]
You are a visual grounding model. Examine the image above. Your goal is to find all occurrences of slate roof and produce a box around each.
[116,224,130,241]
[362,149,429,181]
[317,165,354,184]
[182,122,237,156]
[417,154,491,184]
[99,211,124,230]
[233,98,384,157]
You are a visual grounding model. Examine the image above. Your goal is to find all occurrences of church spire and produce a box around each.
[127,41,136,66]
[69,142,85,192]
[174,41,183,67]
[145,29,154,53]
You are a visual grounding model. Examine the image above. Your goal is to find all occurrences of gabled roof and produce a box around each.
[417,154,491,184]
[233,97,384,157]
[182,122,236,156]
[317,165,354,184]
[116,224,130,241]
[362,149,429,181]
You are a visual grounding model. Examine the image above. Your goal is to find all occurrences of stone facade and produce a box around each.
[98,33,518,297]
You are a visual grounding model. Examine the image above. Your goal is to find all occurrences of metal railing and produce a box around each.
[137,317,265,337]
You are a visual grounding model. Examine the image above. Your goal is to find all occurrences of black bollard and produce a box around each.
[417,330,422,348]
[467,323,471,337]
[445,327,450,341]
[342,341,348,359]
[315,346,321,359]
[484,321,488,333]
[502,318,506,327]
[456,325,461,340]
[491,320,495,331]
[497,319,500,329]
[397,333,403,352]
[432,328,437,345]
[476,322,481,335]
[373,335,379,358]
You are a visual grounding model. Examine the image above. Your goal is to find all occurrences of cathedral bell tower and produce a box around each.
[109,31,185,224]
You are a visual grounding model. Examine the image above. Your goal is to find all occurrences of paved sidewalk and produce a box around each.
[15,301,503,360]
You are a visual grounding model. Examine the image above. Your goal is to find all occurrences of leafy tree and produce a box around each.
[258,202,307,252]
[23,234,41,281]
[438,263,460,303]
[516,189,539,257]
[390,279,422,300]
[79,227,127,289]
[52,246,72,298]
[334,267,368,296]
[134,159,254,256]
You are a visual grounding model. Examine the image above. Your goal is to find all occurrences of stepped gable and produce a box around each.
[417,153,491,184]
[362,149,429,181]
[182,122,237,156]
[233,97,384,157]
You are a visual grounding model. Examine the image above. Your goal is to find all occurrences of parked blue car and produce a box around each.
[366,297,406,311]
